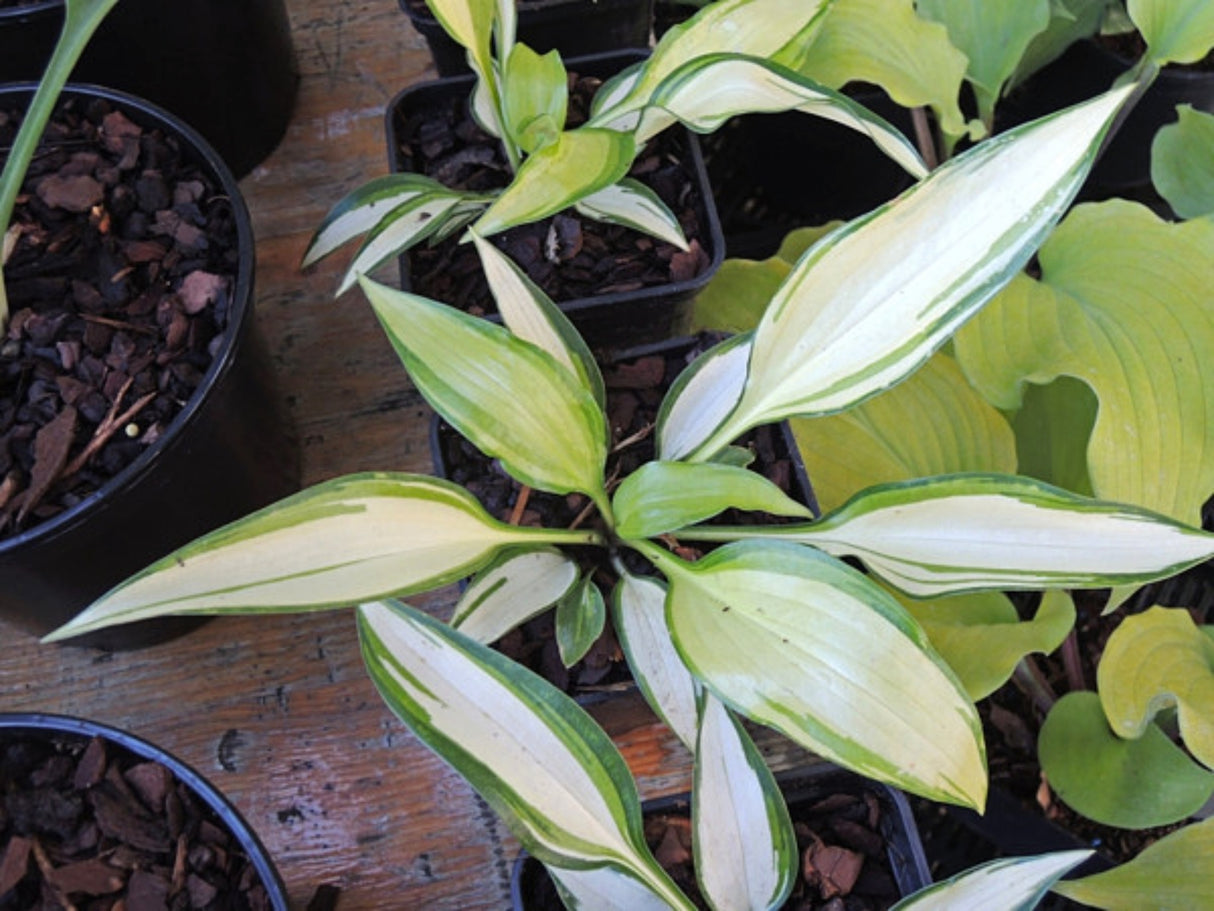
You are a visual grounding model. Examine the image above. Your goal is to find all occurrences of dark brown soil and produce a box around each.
[392,67,713,312]
[0,95,239,541]
[0,727,273,910]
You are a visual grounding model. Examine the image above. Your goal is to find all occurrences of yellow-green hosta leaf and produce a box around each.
[626,56,926,179]
[793,352,1017,514]
[669,85,1134,461]
[649,539,987,808]
[575,179,690,252]
[917,0,1051,126]
[954,200,1214,526]
[1053,818,1214,910]
[891,851,1094,911]
[612,573,699,752]
[472,129,636,238]
[1012,0,1114,88]
[903,589,1076,701]
[358,600,694,910]
[426,0,496,79]
[761,474,1214,597]
[1152,104,1214,219]
[613,461,812,540]
[502,44,567,154]
[1129,0,1214,65]
[469,231,605,409]
[359,277,609,500]
[1098,606,1214,768]
[452,548,580,644]
[555,576,607,667]
[1009,375,1098,498]
[336,193,469,295]
[1038,691,1214,828]
[792,0,971,142]
[693,693,796,911]
[47,474,587,642]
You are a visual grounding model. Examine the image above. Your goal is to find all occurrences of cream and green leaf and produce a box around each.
[451,548,579,645]
[890,851,1094,910]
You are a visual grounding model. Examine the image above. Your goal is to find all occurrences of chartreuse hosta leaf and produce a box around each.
[613,461,813,540]
[788,0,971,144]
[900,589,1076,701]
[1129,0,1214,65]
[469,231,605,408]
[693,693,796,911]
[659,85,1134,461]
[1053,818,1214,910]
[682,475,1214,598]
[357,600,695,910]
[575,179,689,252]
[591,0,831,125]
[452,548,579,645]
[612,572,700,752]
[555,576,607,667]
[502,43,567,154]
[1098,606,1214,768]
[46,474,598,642]
[1152,105,1214,219]
[359,277,609,504]
[890,851,1093,911]
[954,201,1214,526]
[917,0,1051,127]
[1012,0,1113,88]
[1038,691,1214,829]
[426,0,496,84]
[472,129,636,238]
[636,539,987,808]
[616,55,927,180]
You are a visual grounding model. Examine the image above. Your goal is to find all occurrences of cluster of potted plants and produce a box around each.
[6,0,1214,908]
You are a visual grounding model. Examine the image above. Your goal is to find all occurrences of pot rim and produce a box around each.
[0,711,289,910]
[0,0,60,22]
[0,81,255,556]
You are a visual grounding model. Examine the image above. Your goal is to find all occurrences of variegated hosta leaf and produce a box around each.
[954,201,1214,525]
[426,0,496,81]
[902,589,1076,702]
[592,0,831,124]
[359,277,609,500]
[613,461,813,540]
[471,71,504,139]
[1053,818,1214,910]
[556,576,607,667]
[655,332,753,463]
[357,600,694,910]
[1129,0,1214,65]
[789,0,971,143]
[664,85,1134,461]
[469,231,605,408]
[890,851,1093,911]
[750,474,1214,598]
[549,865,671,910]
[647,539,987,808]
[1038,691,1214,828]
[46,474,586,642]
[1152,104,1214,219]
[472,128,636,239]
[1098,606,1214,768]
[628,55,927,179]
[612,572,700,752]
[452,548,579,644]
[337,193,469,295]
[693,693,796,911]
[574,179,689,251]
[502,43,567,154]
[302,173,454,268]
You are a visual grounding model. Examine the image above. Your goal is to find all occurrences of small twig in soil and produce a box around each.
[1012,656,1058,717]
[568,497,597,531]
[611,422,654,455]
[30,838,77,911]
[508,485,532,526]
[80,312,159,336]
[1059,629,1086,694]
[62,377,156,478]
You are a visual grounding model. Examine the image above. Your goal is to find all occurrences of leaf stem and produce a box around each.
[1012,656,1058,717]
[910,106,939,170]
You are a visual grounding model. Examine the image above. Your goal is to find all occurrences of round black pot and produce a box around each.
[0,712,288,910]
[0,84,299,650]
[387,49,725,349]
[0,0,298,178]
[511,763,932,909]
[400,0,655,77]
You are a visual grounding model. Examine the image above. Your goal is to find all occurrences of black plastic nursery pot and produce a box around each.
[0,712,289,910]
[387,49,725,349]
[0,85,299,650]
[511,763,932,909]
[399,0,655,77]
[0,0,298,178]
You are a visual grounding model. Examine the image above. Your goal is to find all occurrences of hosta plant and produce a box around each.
[301,0,929,294]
